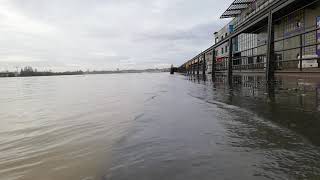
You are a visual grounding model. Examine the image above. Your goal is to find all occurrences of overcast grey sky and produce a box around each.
[0,0,232,71]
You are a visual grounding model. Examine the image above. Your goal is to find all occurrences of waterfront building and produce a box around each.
[181,0,320,80]
[213,23,232,71]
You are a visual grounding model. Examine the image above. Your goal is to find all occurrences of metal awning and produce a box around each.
[220,0,255,18]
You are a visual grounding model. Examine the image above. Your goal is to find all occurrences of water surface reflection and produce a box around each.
[185,73,320,179]
[208,74,320,145]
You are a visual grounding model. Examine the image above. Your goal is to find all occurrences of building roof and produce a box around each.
[220,0,255,18]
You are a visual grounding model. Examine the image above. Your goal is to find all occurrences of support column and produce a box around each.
[197,57,200,76]
[186,64,188,75]
[299,34,303,71]
[266,11,275,82]
[212,49,216,80]
[192,63,194,75]
[316,88,319,108]
[202,53,206,80]
[228,38,233,83]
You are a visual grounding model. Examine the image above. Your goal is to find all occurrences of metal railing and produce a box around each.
[273,25,320,71]
[215,57,229,71]
[227,24,320,72]
[231,43,268,71]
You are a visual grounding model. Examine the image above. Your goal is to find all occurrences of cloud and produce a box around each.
[0,0,233,71]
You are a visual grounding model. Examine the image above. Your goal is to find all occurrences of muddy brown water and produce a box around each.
[0,73,320,180]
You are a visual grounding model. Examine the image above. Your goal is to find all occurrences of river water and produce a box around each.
[0,73,320,180]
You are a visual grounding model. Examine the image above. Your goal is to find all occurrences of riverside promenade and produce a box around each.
[178,0,320,82]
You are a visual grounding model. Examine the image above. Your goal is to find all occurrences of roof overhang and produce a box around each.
[220,0,255,18]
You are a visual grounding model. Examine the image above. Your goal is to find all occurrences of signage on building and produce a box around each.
[228,25,234,33]
[317,16,320,57]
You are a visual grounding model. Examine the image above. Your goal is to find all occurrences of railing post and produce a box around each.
[212,49,216,80]
[228,38,233,83]
[299,34,303,71]
[266,11,275,82]
[202,53,206,80]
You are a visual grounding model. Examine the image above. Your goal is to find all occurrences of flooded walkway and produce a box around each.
[0,73,320,180]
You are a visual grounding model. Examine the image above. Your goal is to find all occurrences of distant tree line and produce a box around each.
[19,66,84,77]
[0,72,15,77]
[0,66,170,78]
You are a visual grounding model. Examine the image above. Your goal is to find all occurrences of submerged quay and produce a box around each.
[1,73,320,180]
[178,0,320,81]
